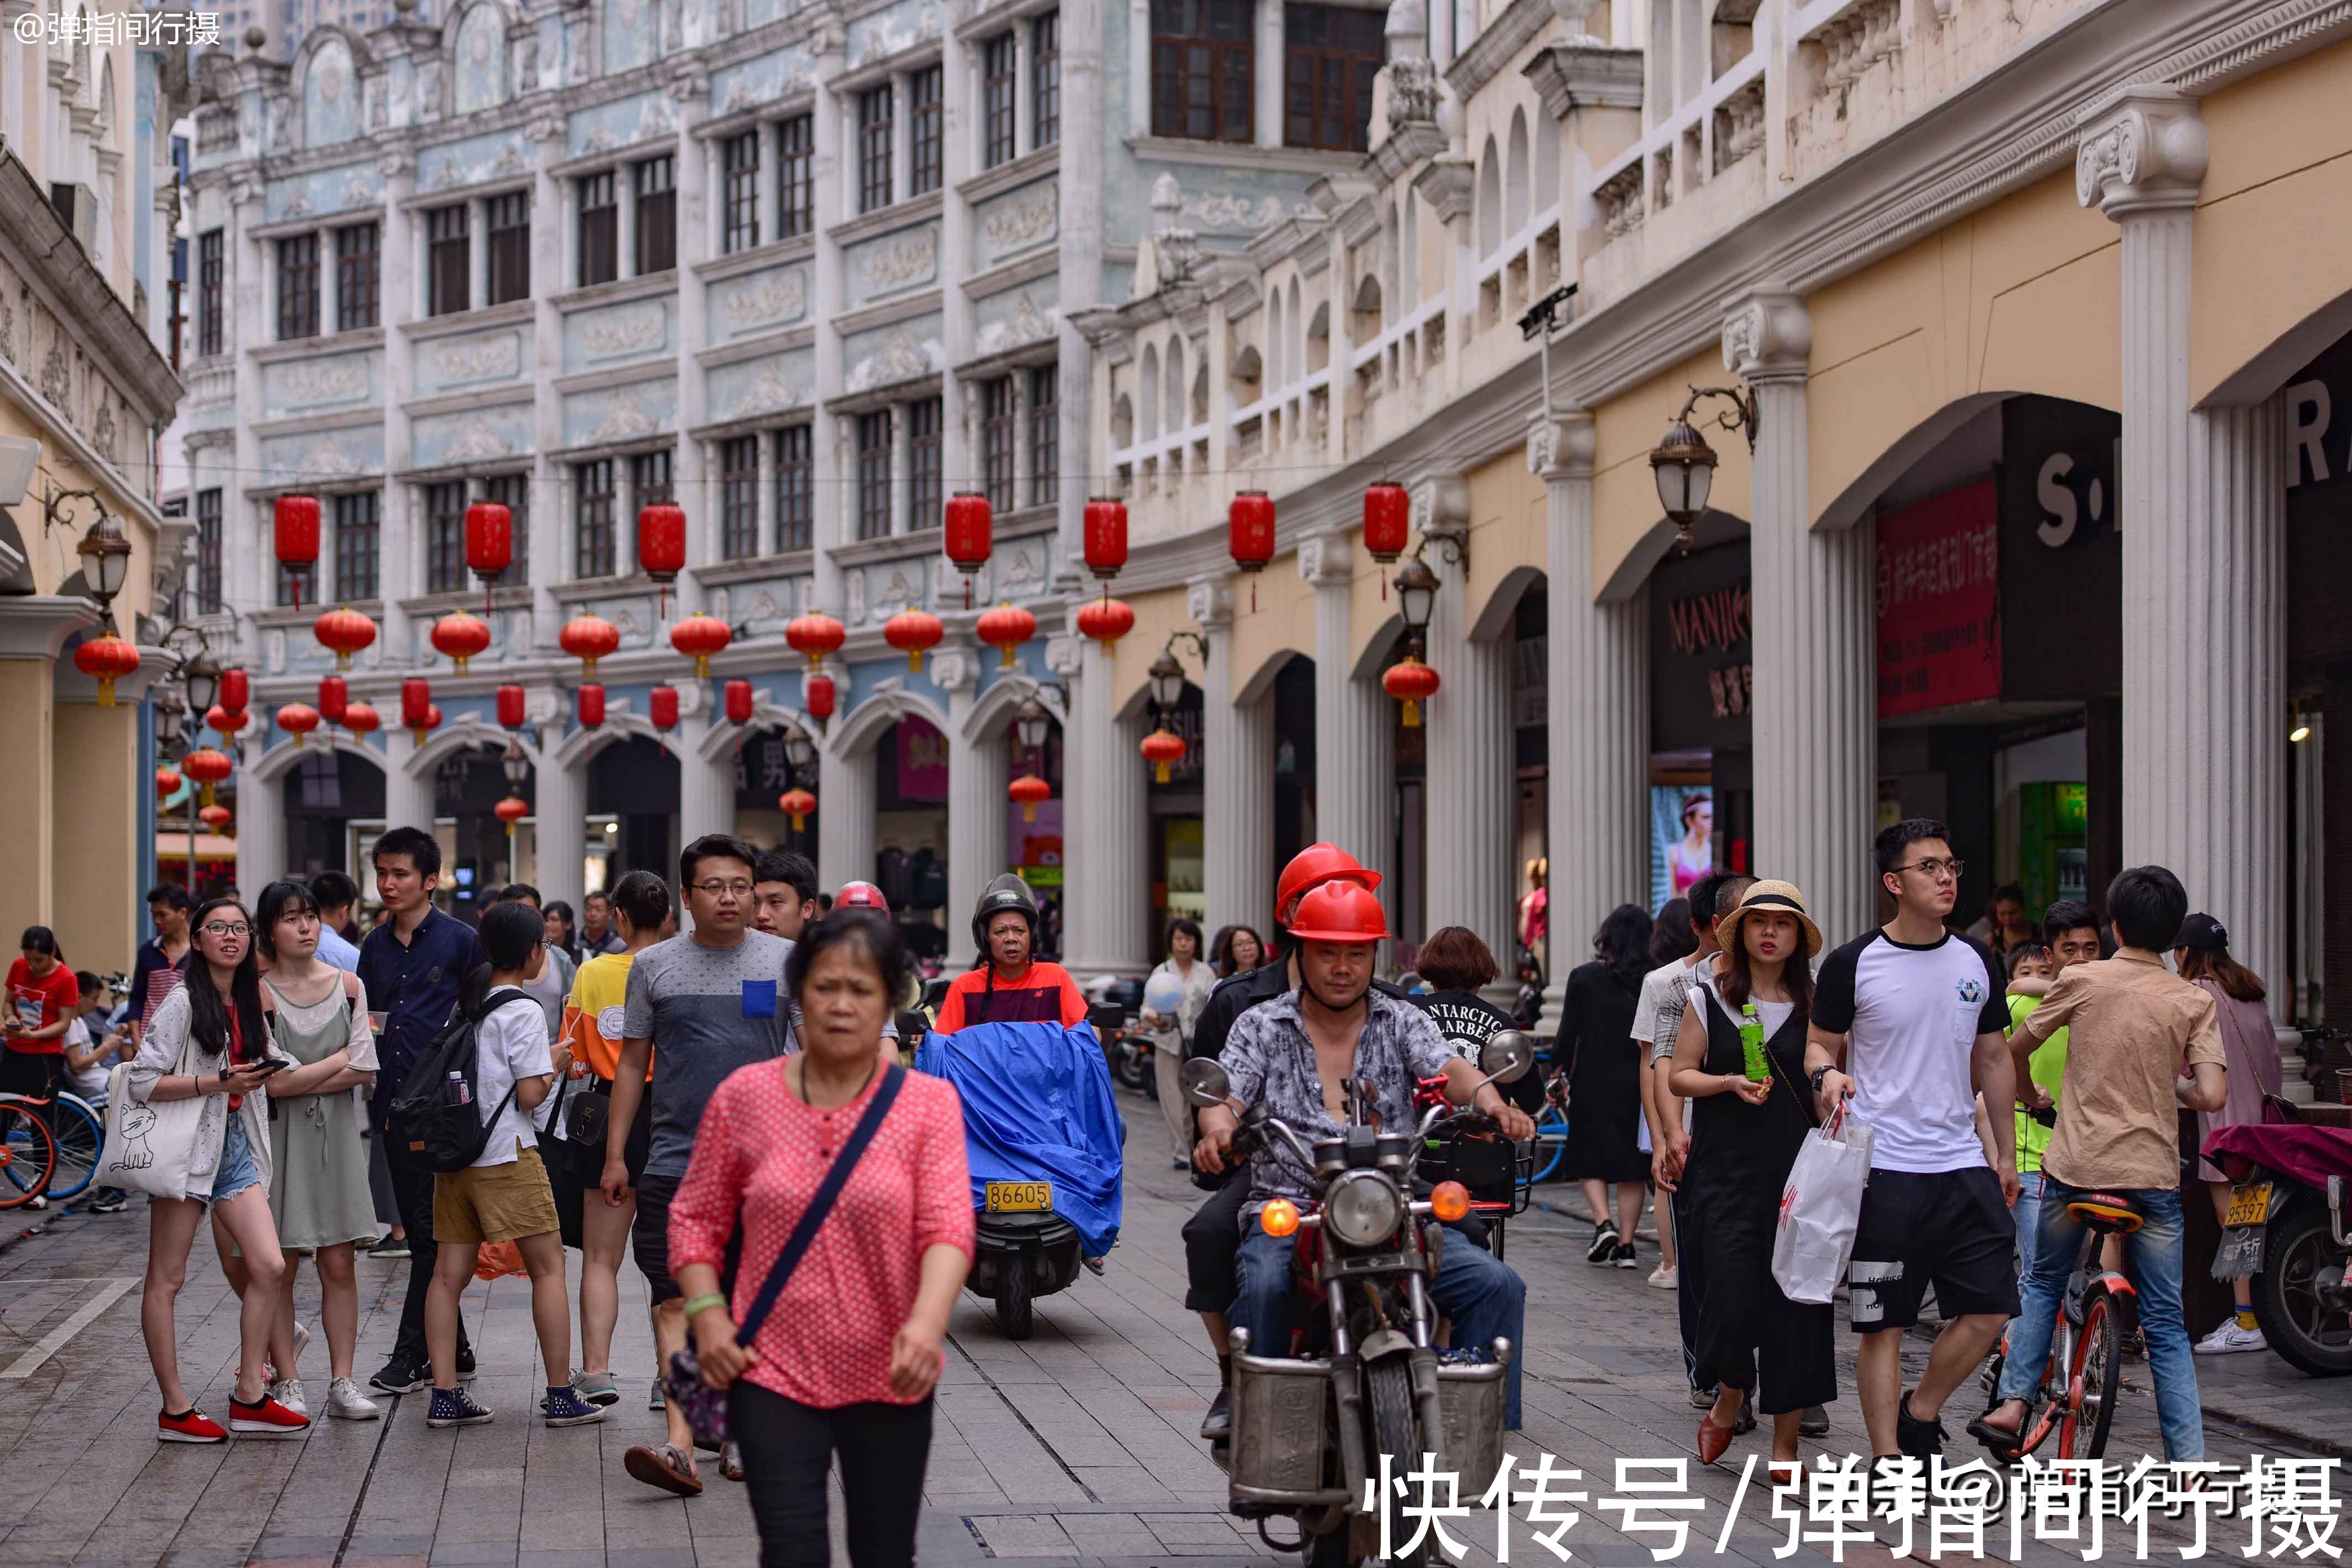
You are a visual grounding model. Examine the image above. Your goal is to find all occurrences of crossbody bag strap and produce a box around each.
[735,1064,905,1344]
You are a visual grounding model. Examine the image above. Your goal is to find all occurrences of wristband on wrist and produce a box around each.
[680,1292,729,1320]
[1808,1064,1831,1094]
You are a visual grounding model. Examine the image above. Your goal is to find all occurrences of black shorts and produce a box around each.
[550,1087,652,1249]
[633,1172,684,1304]
[1847,1166,2020,1332]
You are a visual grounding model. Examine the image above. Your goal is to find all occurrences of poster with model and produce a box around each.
[1649,786,1713,912]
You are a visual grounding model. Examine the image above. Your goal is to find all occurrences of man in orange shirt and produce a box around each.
[933,874,1088,1033]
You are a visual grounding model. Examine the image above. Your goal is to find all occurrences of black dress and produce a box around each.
[1558,962,1649,1182]
[1678,981,1836,1415]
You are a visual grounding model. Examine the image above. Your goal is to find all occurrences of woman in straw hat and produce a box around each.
[1667,880,1837,1472]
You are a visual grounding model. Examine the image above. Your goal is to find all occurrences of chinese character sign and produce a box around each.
[1875,476,2000,718]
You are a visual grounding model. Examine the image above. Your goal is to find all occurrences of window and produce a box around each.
[425,482,467,593]
[277,551,316,608]
[631,449,674,512]
[483,473,530,586]
[856,411,892,540]
[983,35,1018,168]
[195,489,222,614]
[858,85,894,214]
[722,132,761,254]
[776,425,813,552]
[634,157,677,275]
[485,192,530,304]
[981,378,1017,512]
[1028,364,1059,507]
[196,229,223,355]
[578,170,619,286]
[335,223,379,330]
[720,436,760,559]
[334,492,381,602]
[909,397,943,531]
[426,204,470,316]
[1284,4,1383,153]
[575,459,616,578]
[778,116,814,238]
[1152,0,1253,144]
[909,66,944,197]
[277,233,320,340]
[1034,12,1061,146]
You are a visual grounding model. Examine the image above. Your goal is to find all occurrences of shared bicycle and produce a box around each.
[1975,1188,2143,1461]
[0,1087,107,1209]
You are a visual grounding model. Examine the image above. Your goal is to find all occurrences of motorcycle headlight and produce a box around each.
[1324,1169,1405,1249]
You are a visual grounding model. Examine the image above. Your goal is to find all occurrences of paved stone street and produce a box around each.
[3,1132,2346,1568]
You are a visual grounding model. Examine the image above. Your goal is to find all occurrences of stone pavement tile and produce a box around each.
[247,1536,345,1559]
[514,1551,606,1568]
[970,1514,1081,1557]
[1055,1512,1163,1556]
[339,1557,429,1568]
[345,1538,436,1555]
[1137,1510,1255,1546]
[1065,1467,1182,1507]
[426,1543,518,1567]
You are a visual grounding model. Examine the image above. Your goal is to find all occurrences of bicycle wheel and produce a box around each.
[45,1093,103,1201]
[0,1101,58,1208]
[1527,1102,1569,1185]
[2060,1288,2126,1459]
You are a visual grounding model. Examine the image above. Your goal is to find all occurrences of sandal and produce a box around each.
[625,1441,705,1497]
[720,1440,745,1482]
[1965,1410,2024,1460]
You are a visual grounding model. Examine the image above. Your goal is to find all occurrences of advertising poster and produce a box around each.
[1876,477,2001,717]
[1649,785,1714,913]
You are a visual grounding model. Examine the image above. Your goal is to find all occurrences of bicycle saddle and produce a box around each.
[2064,1191,2144,1234]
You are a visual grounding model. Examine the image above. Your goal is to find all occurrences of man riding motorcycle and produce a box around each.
[1195,880,1536,1430]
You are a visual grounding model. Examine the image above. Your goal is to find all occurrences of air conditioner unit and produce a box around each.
[50,182,97,249]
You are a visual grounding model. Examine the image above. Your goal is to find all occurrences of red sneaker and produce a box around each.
[227,1394,312,1436]
[158,1407,227,1444]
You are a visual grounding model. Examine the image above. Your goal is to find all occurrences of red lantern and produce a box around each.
[401,678,433,742]
[430,611,492,674]
[495,795,530,838]
[314,607,377,669]
[425,704,444,734]
[943,492,992,608]
[1382,654,1441,728]
[884,609,944,673]
[183,745,233,805]
[277,703,320,748]
[1230,489,1276,610]
[804,671,836,722]
[1362,482,1411,562]
[639,503,686,615]
[341,702,382,738]
[1008,774,1052,822]
[560,613,621,679]
[317,675,348,727]
[725,678,754,726]
[669,612,732,679]
[207,704,248,741]
[219,667,250,713]
[649,685,679,730]
[1140,727,1187,785]
[71,633,141,706]
[496,684,527,730]
[1084,498,1129,580]
[465,501,512,599]
[1075,596,1135,651]
[274,496,321,610]
[199,803,233,831]
[785,612,846,672]
[155,765,183,799]
[976,602,1035,669]
[577,683,605,728]
[778,787,816,832]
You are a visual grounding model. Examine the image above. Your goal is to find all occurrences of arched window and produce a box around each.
[1535,113,1562,216]
[1287,279,1302,382]
[1478,134,1502,256]
[1506,109,1531,235]
[1268,291,1284,389]
[1139,342,1161,440]
[1165,337,1186,433]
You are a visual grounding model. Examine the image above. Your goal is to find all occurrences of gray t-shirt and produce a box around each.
[621,929,798,1179]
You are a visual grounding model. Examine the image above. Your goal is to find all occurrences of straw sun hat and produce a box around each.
[1715,879,1824,958]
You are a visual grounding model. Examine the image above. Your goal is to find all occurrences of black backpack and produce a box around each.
[387,988,534,1174]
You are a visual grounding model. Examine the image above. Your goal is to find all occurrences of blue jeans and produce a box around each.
[2012,1169,2045,1289]
[1233,1221,1525,1429]
[1995,1177,2202,1461]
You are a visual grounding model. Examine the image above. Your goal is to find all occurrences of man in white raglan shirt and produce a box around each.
[1807,818,2018,1471]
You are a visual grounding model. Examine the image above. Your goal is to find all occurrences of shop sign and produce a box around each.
[2285,330,2352,669]
[2000,397,2122,702]
[1876,477,2000,718]
[733,732,799,810]
[896,718,949,803]
[1648,541,1752,753]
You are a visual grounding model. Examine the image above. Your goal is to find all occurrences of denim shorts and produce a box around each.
[207,1112,263,1206]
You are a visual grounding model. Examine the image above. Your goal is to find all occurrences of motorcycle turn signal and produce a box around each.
[1260,1199,1302,1237]
[1430,1182,1471,1223]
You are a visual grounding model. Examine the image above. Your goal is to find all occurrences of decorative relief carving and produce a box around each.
[1594,162,1644,238]
[1720,291,1810,382]
[982,185,1057,255]
[583,387,659,442]
[856,228,937,295]
[730,364,808,416]
[847,331,934,392]
[722,269,805,328]
[1808,0,1900,90]
[1179,192,1313,232]
[2075,87,2207,217]
[1387,55,1438,128]
[581,304,666,354]
[275,360,370,404]
[972,293,1053,356]
[441,424,519,462]
[431,332,522,383]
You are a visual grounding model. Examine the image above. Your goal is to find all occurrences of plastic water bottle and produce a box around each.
[445,1071,471,1107]
[1740,1003,1770,1083]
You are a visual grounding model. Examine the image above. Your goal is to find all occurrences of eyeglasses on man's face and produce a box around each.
[1893,858,1963,883]
[691,880,755,899]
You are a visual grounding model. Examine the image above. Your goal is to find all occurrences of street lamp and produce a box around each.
[501,737,530,790]
[1394,555,1440,638]
[1013,697,1050,754]
[1649,384,1757,554]
[782,723,817,773]
[154,689,187,753]
[179,646,222,718]
[1147,650,1187,712]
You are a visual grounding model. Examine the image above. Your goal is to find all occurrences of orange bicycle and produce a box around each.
[1974,1190,2142,1461]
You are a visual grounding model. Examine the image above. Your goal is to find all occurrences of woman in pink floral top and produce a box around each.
[669,909,972,1568]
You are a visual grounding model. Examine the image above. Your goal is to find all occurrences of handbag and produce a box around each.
[665,1065,906,1445]
[98,1028,209,1201]
[1771,1099,1875,1305]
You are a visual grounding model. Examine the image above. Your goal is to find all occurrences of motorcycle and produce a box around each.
[1412,1030,1538,1260]
[2205,1111,2352,1377]
[1179,1034,1533,1568]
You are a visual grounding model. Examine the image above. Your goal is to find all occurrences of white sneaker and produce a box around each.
[326,1377,381,1421]
[2194,1320,2266,1355]
[1647,1264,1678,1291]
[267,1378,306,1416]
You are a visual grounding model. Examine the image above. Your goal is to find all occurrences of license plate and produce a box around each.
[2223,1181,2273,1228]
[986,1180,1052,1213]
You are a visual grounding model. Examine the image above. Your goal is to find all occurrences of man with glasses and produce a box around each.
[602,834,795,1498]
[1807,819,2018,1472]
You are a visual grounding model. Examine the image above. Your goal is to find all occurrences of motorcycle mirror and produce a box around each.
[1180,1057,1234,1107]
[1481,1030,1536,1085]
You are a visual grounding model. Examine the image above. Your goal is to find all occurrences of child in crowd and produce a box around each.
[2006,945,2054,987]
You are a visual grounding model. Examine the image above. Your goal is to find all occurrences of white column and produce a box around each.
[674,77,712,616]
[1727,289,1874,945]
[1415,473,1517,968]
[2078,90,2286,1009]
[940,25,974,510]
[618,165,639,280]
[535,749,589,911]
[1253,1,1284,148]
[383,730,435,830]
[941,649,1006,961]
[1013,22,1035,152]
[467,196,489,308]
[759,119,783,244]
[811,33,848,612]
[529,122,566,638]
[1057,0,1106,579]
[678,718,735,845]
[1534,413,1647,1030]
[1063,637,1151,981]
[1193,576,1276,939]
[1302,534,1393,919]
[1126,0,1151,139]
[818,739,877,893]
[756,434,779,555]
[235,759,288,898]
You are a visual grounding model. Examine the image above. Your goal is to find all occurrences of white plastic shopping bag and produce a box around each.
[1771,1104,1873,1305]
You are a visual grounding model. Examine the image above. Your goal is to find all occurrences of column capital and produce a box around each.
[930,642,979,695]
[1528,410,1595,481]
[1187,575,1235,629]
[1409,471,1470,540]
[1720,289,1810,385]
[2076,85,2207,221]
[1297,531,1354,589]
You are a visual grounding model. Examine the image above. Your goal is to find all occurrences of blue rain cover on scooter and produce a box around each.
[915,1021,1123,1257]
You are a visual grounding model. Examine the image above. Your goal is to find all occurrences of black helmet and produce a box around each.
[971,872,1040,953]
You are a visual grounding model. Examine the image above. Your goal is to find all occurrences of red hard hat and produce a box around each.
[1285,881,1392,944]
[1275,841,1380,923]
[836,881,890,914]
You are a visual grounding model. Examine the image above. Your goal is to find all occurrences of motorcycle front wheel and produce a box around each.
[2253,1206,2352,1377]
[1366,1360,1426,1568]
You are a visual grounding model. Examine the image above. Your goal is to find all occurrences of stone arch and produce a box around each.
[1599,507,1750,602]
[1164,337,1187,432]
[1306,301,1330,373]
[551,711,678,773]
[1229,343,1263,402]
[1471,562,1544,643]
[964,673,1067,743]
[293,27,368,148]
[1287,279,1303,383]
[1813,390,2018,536]
[827,685,951,760]
[1267,293,1284,388]
[1505,108,1531,235]
[1351,608,1409,681]
[2204,282,2352,409]
[449,1,511,116]
[1535,108,1561,215]
[1112,392,1134,447]
[1403,195,1420,306]
[249,730,387,785]
[1192,360,1210,425]
[1478,134,1502,256]
[407,715,525,777]
[697,699,818,763]
[1383,201,1401,308]
[1235,647,1305,708]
